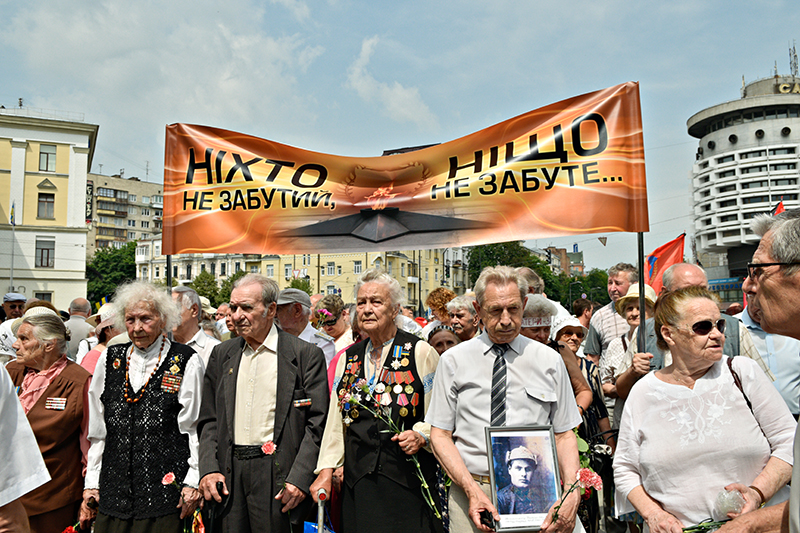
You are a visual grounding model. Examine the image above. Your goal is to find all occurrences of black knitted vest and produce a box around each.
[338,329,437,489]
[99,341,194,520]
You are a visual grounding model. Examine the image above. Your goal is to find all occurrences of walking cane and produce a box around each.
[317,488,328,532]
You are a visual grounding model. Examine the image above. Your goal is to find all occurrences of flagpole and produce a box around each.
[9,201,15,292]
[637,232,646,353]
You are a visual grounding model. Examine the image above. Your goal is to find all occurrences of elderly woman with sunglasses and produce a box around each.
[613,286,795,533]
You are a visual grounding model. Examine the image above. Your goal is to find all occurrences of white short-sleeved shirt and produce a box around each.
[613,356,795,526]
[426,331,581,476]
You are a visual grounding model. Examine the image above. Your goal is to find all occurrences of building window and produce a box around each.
[128,231,136,239]
[425,268,429,281]
[770,147,796,156]
[186,265,192,279]
[741,180,768,189]
[719,199,737,208]
[39,144,56,172]
[153,195,163,204]
[718,170,735,178]
[771,163,797,171]
[267,264,274,277]
[250,265,258,273]
[37,193,55,219]
[141,221,150,228]
[722,230,739,238]
[740,150,765,159]
[211,263,216,276]
[128,206,137,215]
[129,194,137,203]
[354,260,362,274]
[773,178,798,186]
[718,185,736,193]
[327,285,336,295]
[703,218,712,226]
[201,263,206,272]
[142,208,150,216]
[35,239,55,268]
[33,292,52,302]
[742,195,770,205]
[285,264,291,278]
[741,165,767,174]
[401,263,405,277]
[716,155,735,164]
[387,263,393,275]
[773,194,798,201]
[97,188,114,197]
[155,267,160,278]
[221,263,226,276]
[327,262,335,276]
[700,190,710,198]
[337,266,342,275]
[719,214,737,223]
[173,265,178,278]
[142,196,150,204]
[142,267,148,278]
[235,262,241,272]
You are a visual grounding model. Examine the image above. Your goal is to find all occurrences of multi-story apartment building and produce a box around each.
[135,239,470,311]
[86,172,163,256]
[0,107,98,309]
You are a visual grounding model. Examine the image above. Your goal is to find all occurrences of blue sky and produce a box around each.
[3,0,799,270]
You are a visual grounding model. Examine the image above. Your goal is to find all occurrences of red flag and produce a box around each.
[774,201,785,215]
[645,234,686,294]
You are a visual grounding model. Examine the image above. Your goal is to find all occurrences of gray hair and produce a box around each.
[661,263,707,291]
[447,295,477,316]
[172,286,201,311]
[474,266,528,306]
[69,298,92,315]
[516,267,544,294]
[354,268,405,308]
[113,281,181,332]
[608,262,638,283]
[752,208,800,276]
[23,314,70,355]
[233,273,279,306]
[523,294,558,318]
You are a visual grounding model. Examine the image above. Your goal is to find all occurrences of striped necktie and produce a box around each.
[490,343,510,426]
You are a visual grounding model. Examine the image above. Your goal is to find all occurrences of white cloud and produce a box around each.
[347,36,439,131]
[271,0,311,22]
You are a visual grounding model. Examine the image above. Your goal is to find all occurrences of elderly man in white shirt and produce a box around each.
[172,286,221,366]
[427,266,581,533]
[275,288,336,367]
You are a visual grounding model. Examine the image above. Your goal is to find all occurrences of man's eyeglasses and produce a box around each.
[5,304,24,310]
[676,318,726,336]
[747,262,800,280]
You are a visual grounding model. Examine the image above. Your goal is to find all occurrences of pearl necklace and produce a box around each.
[124,336,166,403]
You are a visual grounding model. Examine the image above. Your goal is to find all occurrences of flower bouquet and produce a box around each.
[551,467,603,523]
[162,472,205,533]
[339,378,441,519]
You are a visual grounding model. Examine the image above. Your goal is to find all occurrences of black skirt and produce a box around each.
[341,472,443,533]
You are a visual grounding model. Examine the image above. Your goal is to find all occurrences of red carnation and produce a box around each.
[261,441,276,455]
[162,472,176,485]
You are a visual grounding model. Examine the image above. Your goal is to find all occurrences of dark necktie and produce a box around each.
[491,343,510,426]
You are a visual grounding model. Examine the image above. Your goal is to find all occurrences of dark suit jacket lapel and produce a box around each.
[224,337,246,439]
[273,332,298,444]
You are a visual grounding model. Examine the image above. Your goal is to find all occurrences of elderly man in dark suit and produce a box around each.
[198,274,329,532]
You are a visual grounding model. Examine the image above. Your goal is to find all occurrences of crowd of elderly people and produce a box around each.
[3,210,800,533]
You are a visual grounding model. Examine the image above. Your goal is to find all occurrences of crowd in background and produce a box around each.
[1,209,799,533]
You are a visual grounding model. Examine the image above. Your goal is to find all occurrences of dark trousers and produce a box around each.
[223,454,303,533]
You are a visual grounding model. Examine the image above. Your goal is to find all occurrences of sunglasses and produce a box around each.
[677,318,726,336]
[6,303,24,310]
[560,330,585,339]
[320,315,340,327]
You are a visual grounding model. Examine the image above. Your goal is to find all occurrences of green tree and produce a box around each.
[289,278,313,296]
[466,241,540,286]
[189,270,220,306]
[86,242,137,305]
[218,269,248,305]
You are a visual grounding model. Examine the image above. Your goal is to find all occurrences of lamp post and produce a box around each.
[568,281,582,313]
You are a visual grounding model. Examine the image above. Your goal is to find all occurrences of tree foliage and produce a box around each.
[218,269,248,305]
[86,242,137,305]
[465,241,610,312]
[289,278,313,296]
[189,270,220,306]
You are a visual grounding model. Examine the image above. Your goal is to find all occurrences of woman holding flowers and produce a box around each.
[81,281,205,532]
[613,286,795,532]
[311,268,443,533]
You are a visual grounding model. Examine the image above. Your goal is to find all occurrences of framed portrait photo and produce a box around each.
[485,425,561,532]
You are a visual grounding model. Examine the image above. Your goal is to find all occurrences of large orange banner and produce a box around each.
[163,82,648,255]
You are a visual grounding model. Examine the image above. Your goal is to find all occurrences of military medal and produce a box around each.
[161,373,182,393]
[404,342,412,350]
[393,384,403,394]
[351,409,359,419]
[411,393,420,417]
[390,346,403,370]
[399,407,408,417]
[401,357,409,367]
[344,416,353,426]
[375,382,386,394]
[169,364,181,374]
[404,384,414,394]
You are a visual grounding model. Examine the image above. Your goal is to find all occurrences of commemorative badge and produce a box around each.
[45,397,67,410]
[113,358,121,370]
